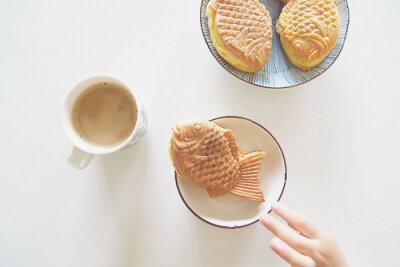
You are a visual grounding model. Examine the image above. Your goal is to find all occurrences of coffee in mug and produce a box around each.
[71,82,137,146]
[63,76,146,169]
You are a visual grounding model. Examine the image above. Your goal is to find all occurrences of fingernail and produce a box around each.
[272,202,280,210]
[259,214,270,224]
[271,238,283,252]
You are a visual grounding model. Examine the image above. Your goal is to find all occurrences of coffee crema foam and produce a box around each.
[71,82,137,146]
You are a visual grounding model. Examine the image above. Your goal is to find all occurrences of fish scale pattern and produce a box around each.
[212,0,272,69]
[201,0,349,87]
[277,0,340,62]
[188,125,240,191]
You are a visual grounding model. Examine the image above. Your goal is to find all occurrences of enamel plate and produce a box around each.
[175,116,287,228]
[200,0,350,88]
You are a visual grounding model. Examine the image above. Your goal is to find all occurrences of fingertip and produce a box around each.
[270,238,284,253]
[259,213,272,227]
[270,238,315,267]
[272,202,280,212]
[259,214,268,226]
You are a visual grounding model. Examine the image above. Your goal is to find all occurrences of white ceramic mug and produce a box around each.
[63,75,147,169]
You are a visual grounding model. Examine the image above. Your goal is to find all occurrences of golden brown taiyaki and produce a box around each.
[276,0,340,70]
[206,0,273,72]
[169,121,265,202]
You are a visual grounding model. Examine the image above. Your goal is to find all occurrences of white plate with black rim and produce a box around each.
[175,116,287,228]
[200,0,350,88]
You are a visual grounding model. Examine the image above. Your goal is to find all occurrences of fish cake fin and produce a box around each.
[223,129,241,159]
[230,151,266,202]
[207,187,229,198]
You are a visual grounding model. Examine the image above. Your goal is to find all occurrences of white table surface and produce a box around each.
[1,0,399,266]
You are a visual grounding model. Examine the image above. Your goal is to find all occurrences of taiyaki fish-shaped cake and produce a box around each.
[206,0,273,72]
[276,0,340,70]
[170,121,266,202]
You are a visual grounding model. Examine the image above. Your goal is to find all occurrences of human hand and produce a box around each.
[260,203,349,267]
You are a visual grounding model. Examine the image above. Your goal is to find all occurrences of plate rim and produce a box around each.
[174,115,288,229]
[199,0,351,89]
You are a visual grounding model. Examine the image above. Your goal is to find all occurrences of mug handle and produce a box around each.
[68,146,94,169]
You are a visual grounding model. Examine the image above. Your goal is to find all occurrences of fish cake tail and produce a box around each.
[230,151,266,202]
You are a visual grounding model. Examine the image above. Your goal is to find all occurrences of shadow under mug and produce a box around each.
[62,75,147,169]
